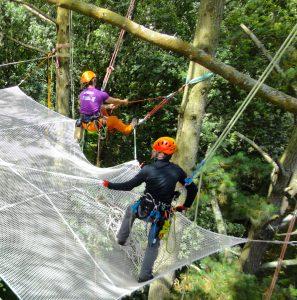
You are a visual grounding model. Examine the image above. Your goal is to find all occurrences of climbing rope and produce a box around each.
[101,0,137,91]
[265,206,297,300]
[194,173,203,223]
[133,127,137,160]
[137,72,213,125]
[47,53,53,109]
[18,50,56,86]
[0,56,52,68]
[186,23,297,189]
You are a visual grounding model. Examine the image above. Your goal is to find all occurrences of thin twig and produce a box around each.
[240,24,284,75]
[6,35,47,54]
[234,131,279,169]
[8,0,57,25]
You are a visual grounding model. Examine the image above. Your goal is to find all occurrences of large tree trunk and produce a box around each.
[149,1,225,299]
[173,0,224,173]
[47,0,297,113]
[56,6,70,116]
[241,122,297,274]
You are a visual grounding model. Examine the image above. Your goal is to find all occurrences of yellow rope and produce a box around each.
[47,53,53,109]
[18,51,55,86]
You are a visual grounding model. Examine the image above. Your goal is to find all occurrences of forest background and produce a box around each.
[0,0,296,299]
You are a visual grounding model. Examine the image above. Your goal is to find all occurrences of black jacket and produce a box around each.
[108,158,198,207]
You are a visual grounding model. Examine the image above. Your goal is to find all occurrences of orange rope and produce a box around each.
[264,203,297,300]
[101,0,137,90]
[18,50,56,86]
[136,85,186,123]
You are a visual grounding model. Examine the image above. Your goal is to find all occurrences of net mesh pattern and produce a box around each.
[0,87,247,299]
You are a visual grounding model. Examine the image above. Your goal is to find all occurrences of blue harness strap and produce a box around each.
[131,199,141,214]
[147,210,162,246]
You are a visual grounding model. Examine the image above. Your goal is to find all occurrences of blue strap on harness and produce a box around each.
[131,200,141,214]
[185,159,206,185]
[147,210,161,246]
[131,199,163,246]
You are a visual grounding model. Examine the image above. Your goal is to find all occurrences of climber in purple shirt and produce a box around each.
[79,70,137,134]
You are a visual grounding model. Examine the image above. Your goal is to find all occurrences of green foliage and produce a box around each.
[1,1,297,299]
[0,278,6,293]
[187,153,276,233]
[0,277,18,300]
[172,257,297,300]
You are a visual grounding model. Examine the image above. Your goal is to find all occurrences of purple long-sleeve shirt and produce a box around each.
[79,87,109,115]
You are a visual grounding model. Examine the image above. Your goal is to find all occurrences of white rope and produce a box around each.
[133,127,137,160]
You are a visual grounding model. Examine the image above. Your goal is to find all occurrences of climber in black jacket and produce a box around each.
[99,137,198,283]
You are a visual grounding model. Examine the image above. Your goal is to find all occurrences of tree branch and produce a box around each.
[240,24,284,75]
[8,0,57,25]
[261,258,297,268]
[6,35,47,54]
[46,0,297,113]
[234,131,279,170]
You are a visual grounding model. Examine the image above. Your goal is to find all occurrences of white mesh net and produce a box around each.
[0,86,248,299]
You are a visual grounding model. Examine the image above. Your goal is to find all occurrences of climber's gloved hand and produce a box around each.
[98,179,109,188]
[175,205,187,212]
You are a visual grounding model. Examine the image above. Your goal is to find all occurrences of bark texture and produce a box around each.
[56,7,70,116]
[173,0,225,173]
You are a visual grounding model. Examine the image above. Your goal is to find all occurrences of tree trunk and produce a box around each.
[47,0,297,113]
[173,0,224,173]
[149,1,225,299]
[56,6,70,116]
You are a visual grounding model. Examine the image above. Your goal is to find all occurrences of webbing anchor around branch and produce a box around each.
[137,72,214,126]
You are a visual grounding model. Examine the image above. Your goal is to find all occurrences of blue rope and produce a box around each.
[185,159,206,185]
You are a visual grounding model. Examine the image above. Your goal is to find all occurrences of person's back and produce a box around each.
[141,159,187,205]
[79,86,109,116]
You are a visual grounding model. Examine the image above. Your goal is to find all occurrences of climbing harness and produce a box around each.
[131,193,172,246]
[75,114,108,139]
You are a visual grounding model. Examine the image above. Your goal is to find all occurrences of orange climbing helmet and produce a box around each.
[152,137,177,155]
[80,70,96,84]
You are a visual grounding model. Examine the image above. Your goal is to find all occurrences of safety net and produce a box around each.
[0,86,248,299]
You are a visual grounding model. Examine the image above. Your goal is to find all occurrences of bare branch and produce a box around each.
[240,24,284,75]
[6,35,47,54]
[261,258,297,268]
[45,0,297,113]
[8,0,57,25]
[234,131,279,169]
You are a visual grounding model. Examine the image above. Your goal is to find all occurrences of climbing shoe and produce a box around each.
[117,239,127,246]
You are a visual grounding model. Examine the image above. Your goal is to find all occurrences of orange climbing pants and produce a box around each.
[82,116,133,135]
